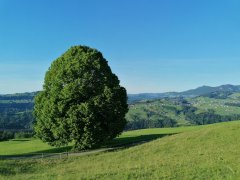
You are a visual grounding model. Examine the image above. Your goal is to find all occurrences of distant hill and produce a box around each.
[0,92,38,130]
[0,92,38,101]
[128,84,240,103]
[1,84,240,131]
[180,84,240,96]
[127,92,177,103]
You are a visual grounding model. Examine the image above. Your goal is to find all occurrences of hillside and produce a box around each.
[0,121,240,179]
[126,92,240,130]
[0,92,37,130]
[188,92,240,115]
[1,87,240,131]
[126,97,191,129]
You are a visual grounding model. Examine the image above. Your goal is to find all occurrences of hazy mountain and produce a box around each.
[1,84,240,104]
[0,92,38,101]
[128,84,240,103]
[180,84,240,96]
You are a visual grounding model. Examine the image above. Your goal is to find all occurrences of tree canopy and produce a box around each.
[34,46,128,150]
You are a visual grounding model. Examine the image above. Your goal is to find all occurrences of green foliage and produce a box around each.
[0,111,34,130]
[14,131,35,139]
[0,131,14,141]
[0,131,34,142]
[34,46,128,150]
[126,114,177,130]
[185,110,240,125]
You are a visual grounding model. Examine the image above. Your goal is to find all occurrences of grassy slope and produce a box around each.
[1,121,240,179]
[0,126,200,156]
[0,139,71,155]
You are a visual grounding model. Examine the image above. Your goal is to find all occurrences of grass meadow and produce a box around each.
[1,121,240,179]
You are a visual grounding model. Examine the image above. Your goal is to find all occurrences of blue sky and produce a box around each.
[0,0,240,94]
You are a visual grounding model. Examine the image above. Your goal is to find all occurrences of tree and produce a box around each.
[34,46,128,150]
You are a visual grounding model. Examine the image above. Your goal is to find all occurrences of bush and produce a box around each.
[14,131,35,139]
[0,131,14,141]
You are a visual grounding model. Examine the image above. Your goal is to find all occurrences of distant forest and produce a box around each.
[0,92,37,130]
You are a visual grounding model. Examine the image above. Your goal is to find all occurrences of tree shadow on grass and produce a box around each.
[0,133,177,160]
[31,146,72,154]
[12,139,30,142]
[103,133,177,149]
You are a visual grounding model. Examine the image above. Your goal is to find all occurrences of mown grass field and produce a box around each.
[0,139,70,156]
[1,121,240,179]
[0,125,201,156]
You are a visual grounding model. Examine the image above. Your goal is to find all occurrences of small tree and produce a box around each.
[34,46,128,150]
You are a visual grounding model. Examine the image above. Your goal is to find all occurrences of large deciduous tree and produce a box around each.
[34,46,128,150]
